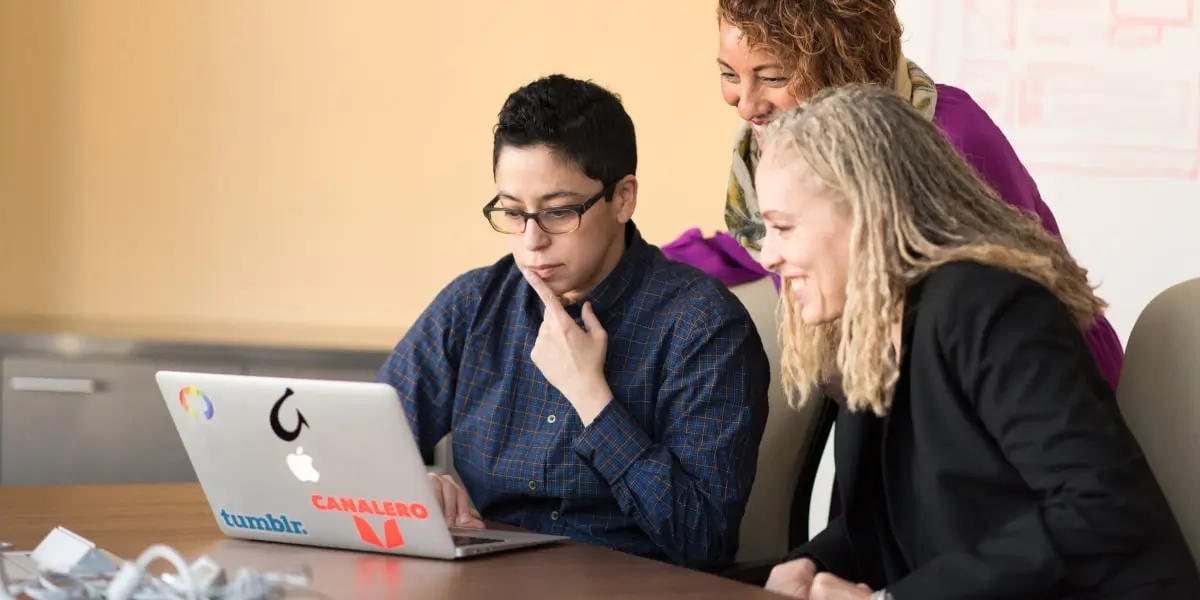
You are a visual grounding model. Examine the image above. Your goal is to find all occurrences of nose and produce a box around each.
[736,83,763,122]
[522,219,550,251]
[758,231,783,272]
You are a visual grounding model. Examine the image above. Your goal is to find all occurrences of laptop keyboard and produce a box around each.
[453,535,500,547]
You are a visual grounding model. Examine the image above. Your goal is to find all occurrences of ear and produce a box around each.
[612,175,638,224]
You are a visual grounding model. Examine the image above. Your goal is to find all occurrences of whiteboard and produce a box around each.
[895,0,1200,342]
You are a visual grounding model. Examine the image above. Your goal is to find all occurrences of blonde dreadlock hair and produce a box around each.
[758,83,1106,417]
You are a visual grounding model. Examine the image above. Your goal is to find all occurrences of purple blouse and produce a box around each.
[933,84,1123,390]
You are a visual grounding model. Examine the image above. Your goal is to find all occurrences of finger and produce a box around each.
[580,301,605,336]
[453,481,474,526]
[520,268,557,306]
[521,269,570,321]
[428,473,459,527]
[438,476,460,527]
[426,472,446,513]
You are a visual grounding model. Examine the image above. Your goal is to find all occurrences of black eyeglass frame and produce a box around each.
[481,184,615,235]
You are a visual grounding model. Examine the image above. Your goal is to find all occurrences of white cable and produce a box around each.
[161,562,309,600]
[132,549,310,600]
[24,571,93,599]
[208,567,311,600]
[4,538,310,600]
[106,544,195,600]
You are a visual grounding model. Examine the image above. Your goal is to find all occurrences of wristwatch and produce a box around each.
[871,590,894,600]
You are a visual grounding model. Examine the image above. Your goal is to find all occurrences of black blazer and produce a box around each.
[787,262,1200,599]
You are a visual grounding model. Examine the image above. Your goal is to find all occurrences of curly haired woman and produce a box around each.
[753,84,1200,600]
[715,0,1124,390]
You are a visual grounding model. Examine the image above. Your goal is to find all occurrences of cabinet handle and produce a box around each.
[9,377,98,394]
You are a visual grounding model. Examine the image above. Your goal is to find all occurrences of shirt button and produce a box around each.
[528,480,536,491]
[550,511,559,521]
[546,414,557,424]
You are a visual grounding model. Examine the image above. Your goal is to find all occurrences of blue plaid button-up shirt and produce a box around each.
[377,223,770,571]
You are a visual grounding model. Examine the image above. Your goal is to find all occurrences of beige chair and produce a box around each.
[807,420,837,540]
[1117,277,1200,565]
[727,276,825,564]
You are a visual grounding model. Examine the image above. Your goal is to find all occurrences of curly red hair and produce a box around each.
[717,0,903,98]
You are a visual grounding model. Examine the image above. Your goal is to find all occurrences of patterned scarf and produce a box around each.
[723,54,939,253]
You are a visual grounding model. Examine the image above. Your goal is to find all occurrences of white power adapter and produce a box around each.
[0,543,17,600]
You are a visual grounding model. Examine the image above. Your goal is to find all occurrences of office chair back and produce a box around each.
[1117,276,1200,564]
[728,276,824,563]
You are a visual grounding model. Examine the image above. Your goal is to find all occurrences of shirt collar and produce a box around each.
[576,221,650,316]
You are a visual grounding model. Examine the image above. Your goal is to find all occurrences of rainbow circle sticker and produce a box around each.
[179,386,214,420]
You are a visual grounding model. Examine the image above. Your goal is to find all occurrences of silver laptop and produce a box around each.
[155,370,567,559]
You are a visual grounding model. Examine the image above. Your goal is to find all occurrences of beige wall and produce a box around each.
[0,0,68,315]
[1,1,740,338]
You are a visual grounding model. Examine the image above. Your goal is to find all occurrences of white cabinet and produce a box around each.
[0,356,242,486]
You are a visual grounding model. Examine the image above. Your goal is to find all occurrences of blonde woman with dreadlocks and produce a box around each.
[714,0,1124,390]
[754,84,1200,600]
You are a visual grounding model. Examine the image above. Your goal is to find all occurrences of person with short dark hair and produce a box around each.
[377,74,771,572]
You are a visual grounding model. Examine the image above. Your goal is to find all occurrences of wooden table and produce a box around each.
[0,484,780,599]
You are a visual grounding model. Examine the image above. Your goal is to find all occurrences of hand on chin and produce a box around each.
[524,269,573,305]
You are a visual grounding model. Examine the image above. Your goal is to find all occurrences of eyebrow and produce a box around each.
[761,209,794,221]
[497,190,585,203]
[716,58,785,72]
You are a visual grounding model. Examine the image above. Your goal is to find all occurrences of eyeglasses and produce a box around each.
[482,186,611,235]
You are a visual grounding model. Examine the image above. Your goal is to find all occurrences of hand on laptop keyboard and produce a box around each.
[428,473,486,529]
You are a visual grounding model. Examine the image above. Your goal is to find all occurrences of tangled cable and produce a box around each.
[2,541,311,600]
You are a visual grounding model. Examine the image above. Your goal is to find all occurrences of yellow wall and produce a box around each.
[0,1,740,339]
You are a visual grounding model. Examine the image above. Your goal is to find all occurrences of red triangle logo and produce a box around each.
[353,515,405,549]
